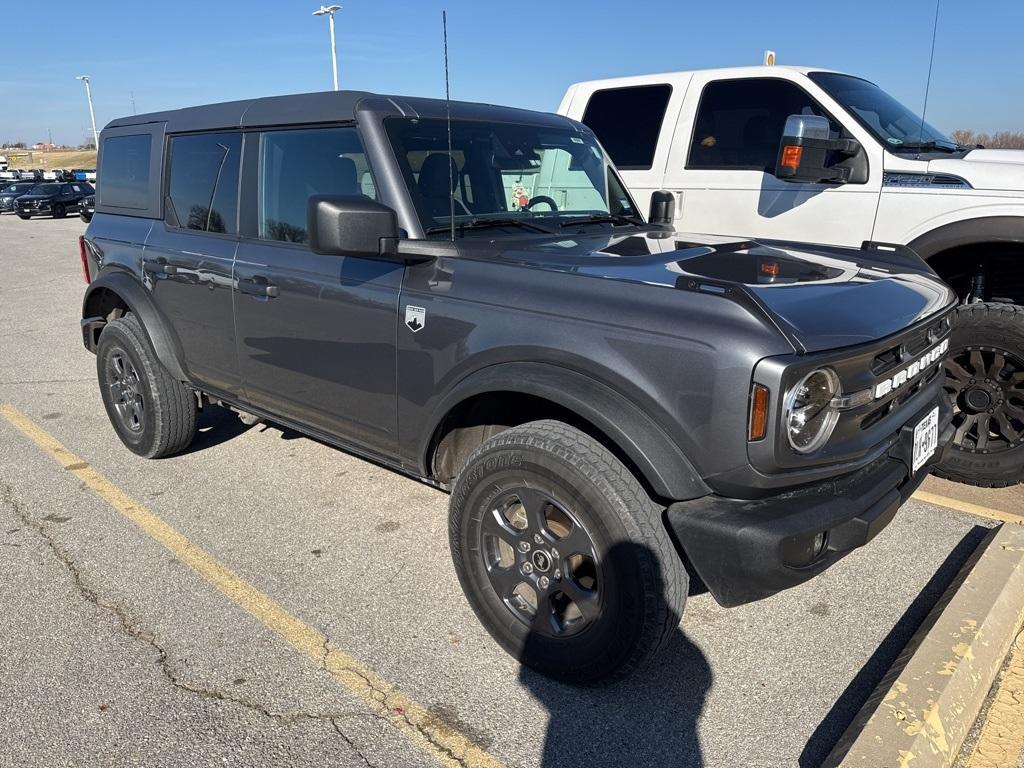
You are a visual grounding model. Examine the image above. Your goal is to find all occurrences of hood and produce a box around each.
[929,148,1024,192]
[17,194,54,201]
[474,230,956,353]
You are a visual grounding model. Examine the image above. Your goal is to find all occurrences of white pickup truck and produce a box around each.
[560,65,1024,487]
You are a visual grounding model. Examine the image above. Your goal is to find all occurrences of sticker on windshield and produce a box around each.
[405,305,426,333]
[570,137,584,144]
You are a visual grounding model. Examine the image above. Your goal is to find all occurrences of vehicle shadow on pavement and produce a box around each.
[178,404,255,455]
[518,541,712,768]
[799,524,991,767]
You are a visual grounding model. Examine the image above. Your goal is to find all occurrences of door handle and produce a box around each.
[143,258,178,275]
[239,276,279,298]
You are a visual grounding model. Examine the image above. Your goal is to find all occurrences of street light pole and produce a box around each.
[312,5,342,91]
[76,75,99,149]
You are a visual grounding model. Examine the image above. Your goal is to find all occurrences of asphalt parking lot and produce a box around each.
[1,212,1021,767]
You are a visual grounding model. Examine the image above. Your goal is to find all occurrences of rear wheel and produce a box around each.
[935,302,1024,487]
[96,313,197,458]
[449,420,687,684]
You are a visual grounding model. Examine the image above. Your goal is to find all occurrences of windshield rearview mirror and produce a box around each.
[307,195,400,259]
[773,115,862,184]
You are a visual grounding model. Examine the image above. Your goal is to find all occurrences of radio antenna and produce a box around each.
[443,10,455,243]
[917,0,941,154]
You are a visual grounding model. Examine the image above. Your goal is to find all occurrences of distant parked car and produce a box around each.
[84,169,97,182]
[0,181,39,213]
[18,169,43,181]
[79,193,95,222]
[14,182,93,219]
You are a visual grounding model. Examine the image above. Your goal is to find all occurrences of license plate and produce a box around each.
[912,407,940,474]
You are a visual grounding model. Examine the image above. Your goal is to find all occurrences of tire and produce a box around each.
[96,313,197,458]
[17,214,30,220]
[80,212,92,223]
[934,302,1024,487]
[52,203,66,219]
[449,419,687,684]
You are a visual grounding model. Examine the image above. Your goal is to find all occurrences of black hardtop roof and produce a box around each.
[103,90,577,135]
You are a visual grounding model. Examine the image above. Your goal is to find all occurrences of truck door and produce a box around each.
[661,74,882,247]
[231,125,402,459]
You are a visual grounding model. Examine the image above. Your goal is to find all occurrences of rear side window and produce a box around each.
[688,79,833,172]
[165,132,242,234]
[258,126,375,244]
[581,84,672,170]
[99,134,151,209]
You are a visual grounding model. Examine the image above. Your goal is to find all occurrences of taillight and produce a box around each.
[79,235,91,284]
[748,384,770,441]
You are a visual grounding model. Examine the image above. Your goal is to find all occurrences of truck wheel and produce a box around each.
[449,420,687,684]
[96,313,197,458]
[52,203,66,219]
[17,214,30,220]
[935,302,1024,487]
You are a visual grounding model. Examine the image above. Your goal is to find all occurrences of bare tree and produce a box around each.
[950,130,1024,149]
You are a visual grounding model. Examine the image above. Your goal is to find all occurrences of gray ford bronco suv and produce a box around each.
[80,91,957,682]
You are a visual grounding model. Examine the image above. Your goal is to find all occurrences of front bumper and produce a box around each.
[666,397,953,608]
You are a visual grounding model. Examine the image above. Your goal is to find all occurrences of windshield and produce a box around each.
[809,72,959,152]
[31,184,60,195]
[385,117,640,235]
[5,183,36,193]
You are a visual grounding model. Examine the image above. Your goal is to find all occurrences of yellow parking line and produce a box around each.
[966,631,1024,768]
[912,490,1024,526]
[0,404,506,768]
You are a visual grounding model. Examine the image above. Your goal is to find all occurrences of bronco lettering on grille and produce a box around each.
[873,339,949,400]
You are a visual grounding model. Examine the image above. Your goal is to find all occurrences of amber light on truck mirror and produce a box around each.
[749,384,770,441]
[780,145,803,168]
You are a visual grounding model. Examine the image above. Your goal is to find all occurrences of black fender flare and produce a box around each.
[908,216,1024,260]
[82,271,188,381]
[422,361,710,502]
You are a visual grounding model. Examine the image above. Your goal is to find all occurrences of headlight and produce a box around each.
[785,368,840,453]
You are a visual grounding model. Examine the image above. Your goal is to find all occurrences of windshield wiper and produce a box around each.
[425,217,555,235]
[891,140,960,153]
[558,213,644,229]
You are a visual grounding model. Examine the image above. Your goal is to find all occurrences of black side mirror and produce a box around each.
[307,195,400,258]
[773,115,862,184]
[648,190,676,226]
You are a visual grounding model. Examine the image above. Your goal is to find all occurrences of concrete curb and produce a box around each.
[824,523,1024,768]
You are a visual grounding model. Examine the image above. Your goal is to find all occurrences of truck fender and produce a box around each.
[81,271,188,381]
[908,216,1024,260]
[423,361,710,502]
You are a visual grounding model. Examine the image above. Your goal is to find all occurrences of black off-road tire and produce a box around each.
[17,213,30,220]
[935,302,1024,487]
[52,203,66,219]
[96,313,197,458]
[449,419,687,684]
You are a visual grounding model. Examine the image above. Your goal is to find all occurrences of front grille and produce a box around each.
[869,315,951,377]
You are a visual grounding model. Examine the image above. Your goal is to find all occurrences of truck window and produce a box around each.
[581,84,672,171]
[258,126,376,245]
[687,79,833,172]
[99,134,151,209]
[165,132,241,234]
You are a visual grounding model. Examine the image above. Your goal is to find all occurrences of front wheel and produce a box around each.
[935,302,1024,487]
[17,214,30,220]
[449,420,687,684]
[52,203,66,219]
[96,313,198,458]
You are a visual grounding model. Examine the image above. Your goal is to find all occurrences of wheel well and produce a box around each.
[83,287,130,346]
[429,391,659,498]
[928,242,1024,304]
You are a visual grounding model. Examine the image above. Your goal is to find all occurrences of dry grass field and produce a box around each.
[1,149,97,171]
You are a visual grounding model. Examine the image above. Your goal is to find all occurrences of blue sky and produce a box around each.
[3,0,1022,146]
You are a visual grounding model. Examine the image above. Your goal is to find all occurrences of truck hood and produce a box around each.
[929,149,1024,192]
[478,231,956,353]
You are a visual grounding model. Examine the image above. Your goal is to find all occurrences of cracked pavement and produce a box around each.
[0,214,1009,767]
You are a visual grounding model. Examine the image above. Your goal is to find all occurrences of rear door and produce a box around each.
[232,125,402,458]
[141,131,243,396]
[661,74,881,246]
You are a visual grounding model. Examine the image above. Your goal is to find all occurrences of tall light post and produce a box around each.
[76,75,99,149]
[312,5,342,91]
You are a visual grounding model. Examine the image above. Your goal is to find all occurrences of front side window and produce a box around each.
[385,117,639,234]
[688,79,833,172]
[165,132,241,234]
[258,126,376,244]
[99,134,151,209]
[581,84,672,170]
[808,72,958,152]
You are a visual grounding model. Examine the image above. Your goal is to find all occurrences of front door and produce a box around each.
[663,75,882,247]
[232,125,402,457]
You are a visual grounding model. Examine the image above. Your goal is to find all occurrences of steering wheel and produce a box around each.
[524,195,559,212]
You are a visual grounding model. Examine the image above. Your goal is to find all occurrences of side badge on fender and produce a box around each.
[405,305,426,333]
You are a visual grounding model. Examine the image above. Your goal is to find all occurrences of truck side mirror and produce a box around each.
[307,195,400,259]
[773,115,862,184]
[648,190,676,226]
